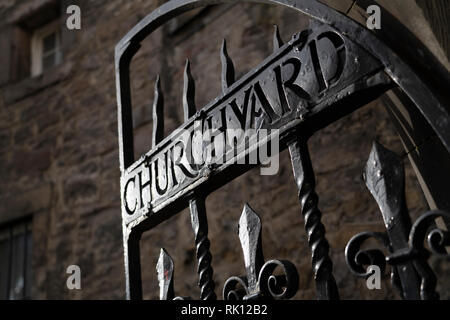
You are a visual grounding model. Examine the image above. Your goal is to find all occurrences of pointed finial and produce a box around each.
[156,248,175,300]
[152,75,164,148]
[220,39,235,93]
[364,141,405,227]
[183,59,196,122]
[238,203,264,292]
[273,25,284,51]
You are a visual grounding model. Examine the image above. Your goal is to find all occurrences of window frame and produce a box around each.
[30,20,62,77]
[0,217,33,300]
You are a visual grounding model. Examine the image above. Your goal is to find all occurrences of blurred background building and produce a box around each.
[0,0,448,299]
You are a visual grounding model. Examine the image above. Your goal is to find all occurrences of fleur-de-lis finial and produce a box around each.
[223,204,299,300]
[238,203,264,292]
[220,39,235,93]
[152,75,164,148]
[363,142,425,299]
[183,59,196,122]
[346,141,446,300]
[156,248,174,300]
[273,25,284,51]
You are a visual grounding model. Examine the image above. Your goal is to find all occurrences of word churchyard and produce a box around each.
[121,25,380,224]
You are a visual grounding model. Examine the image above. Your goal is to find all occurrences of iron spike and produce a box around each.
[183,59,196,122]
[152,74,164,148]
[364,141,405,227]
[238,203,264,292]
[273,25,284,51]
[363,144,427,300]
[220,39,235,93]
[156,248,175,300]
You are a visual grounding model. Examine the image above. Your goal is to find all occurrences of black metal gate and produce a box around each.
[115,0,450,300]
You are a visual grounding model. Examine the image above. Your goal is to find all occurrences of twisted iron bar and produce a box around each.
[194,233,215,299]
[189,197,217,300]
[288,138,339,300]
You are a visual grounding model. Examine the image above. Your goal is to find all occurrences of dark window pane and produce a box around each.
[0,230,10,300]
[9,227,25,300]
[24,223,32,299]
[43,53,55,71]
[43,32,56,53]
[0,220,32,300]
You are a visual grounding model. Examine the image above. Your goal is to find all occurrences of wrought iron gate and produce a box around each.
[115,0,450,300]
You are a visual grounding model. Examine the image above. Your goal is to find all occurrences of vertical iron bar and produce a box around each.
[288,137,339,300]
[116,43,139,171]
[189,196,216,300]
[123,228,143,300]
[384,212,423,299]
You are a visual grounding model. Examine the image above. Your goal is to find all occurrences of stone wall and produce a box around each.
[0,0,448,300]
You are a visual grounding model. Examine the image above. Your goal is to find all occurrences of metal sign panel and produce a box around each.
[120,25,387,226]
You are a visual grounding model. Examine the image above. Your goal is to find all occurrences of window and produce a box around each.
[31,20,62,77]
[0,1,67,86]
[0,219,32,300]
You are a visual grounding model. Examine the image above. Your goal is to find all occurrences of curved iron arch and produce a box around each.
[115,0,450,171]
[115,0,450,300]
